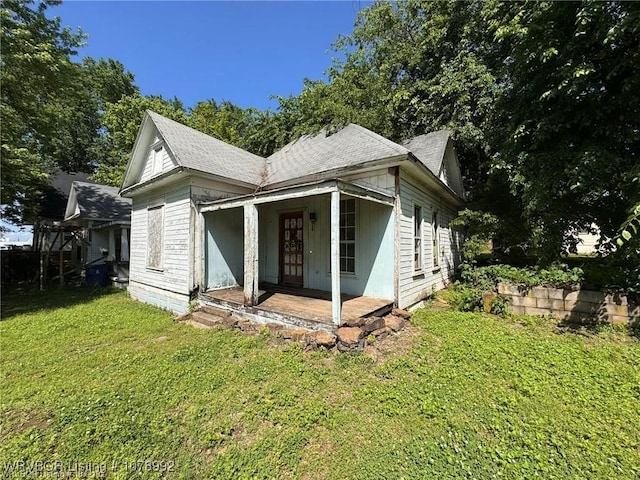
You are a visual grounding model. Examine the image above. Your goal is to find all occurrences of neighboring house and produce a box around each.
[29,170,133,286]
[63,181,132,284]
[32,170,93,259]
[576,224,600,255]
[121,111,465,327]
[30,171,94,287]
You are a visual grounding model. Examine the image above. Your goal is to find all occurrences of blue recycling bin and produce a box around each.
[86,264,110,287]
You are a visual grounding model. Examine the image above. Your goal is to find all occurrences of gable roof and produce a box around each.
[147,111,266,185]
[401,130,450,177]
[121,111,266,190]
[122,112,464,202]
[65,181,131,223]
[266,124,409,186]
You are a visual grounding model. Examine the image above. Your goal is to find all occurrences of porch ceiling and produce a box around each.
[198,179,394,213]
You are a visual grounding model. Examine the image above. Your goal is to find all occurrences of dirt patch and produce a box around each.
[1,408,51,439]
[364,323,421,365]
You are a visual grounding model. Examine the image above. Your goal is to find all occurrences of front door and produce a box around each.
[280,212,304,286]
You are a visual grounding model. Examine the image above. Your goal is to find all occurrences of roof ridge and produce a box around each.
[348,124,409,156]
[147,110,266,162]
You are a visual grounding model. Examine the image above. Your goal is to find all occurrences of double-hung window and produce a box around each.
[432,212,440,268]
[339,198,356,274]
[414,205,423,271]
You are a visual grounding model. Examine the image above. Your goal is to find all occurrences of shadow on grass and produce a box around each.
[0,285,121,321]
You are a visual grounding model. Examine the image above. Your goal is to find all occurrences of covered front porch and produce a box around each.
[199,179,396,327]
[200,283,393,331]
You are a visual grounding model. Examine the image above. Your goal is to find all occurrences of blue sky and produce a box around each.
[3,1,369,236]
[54,0,370,110]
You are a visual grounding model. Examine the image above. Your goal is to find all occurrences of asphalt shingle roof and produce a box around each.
[148,111,266,185]
[38,170,93,220]
[70,182,131,222]
[141,112,457,196]
[402,130,450,177]
[266,124,409,185]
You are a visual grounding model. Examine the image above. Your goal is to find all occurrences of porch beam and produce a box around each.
[243,204,259,306]
[330,190,341,325]
[336,181,395,206]
[201,183,338,212]
[200,179,395,213]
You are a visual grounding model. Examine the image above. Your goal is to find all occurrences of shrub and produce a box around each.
[449,283,484,312]
[460,263,583,290]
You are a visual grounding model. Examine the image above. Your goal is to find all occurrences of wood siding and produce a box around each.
[139,144,176,184]
[129,183,191,295]
[344,168,396,195]
[397,170,463,308]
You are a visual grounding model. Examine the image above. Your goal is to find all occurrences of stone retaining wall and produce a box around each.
[496,283,639,326]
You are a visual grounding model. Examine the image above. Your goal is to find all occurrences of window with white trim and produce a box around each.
[147,205,164,269]
[340,198,356,274]
[432,211,440,268]
[414,205,423,271]
[152,146,164,175]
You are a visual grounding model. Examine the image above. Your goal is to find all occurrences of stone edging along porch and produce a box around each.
[177,305,411,352]
[487,283,639,327]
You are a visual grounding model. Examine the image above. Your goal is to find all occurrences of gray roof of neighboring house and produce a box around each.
[265,124,409,185]
[68,181,131,222]
[148,111,266,185]
[38,170,93,220]
[402,130,451,176]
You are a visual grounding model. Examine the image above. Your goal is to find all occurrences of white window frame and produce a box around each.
[152,144,164,175]
[339,198,356,274]
[432,211,440,269]
[414,204,423,272]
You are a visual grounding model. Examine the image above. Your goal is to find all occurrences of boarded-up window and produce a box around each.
[147,205,164,269]
[414,205,422,271]
[340,198,356,273]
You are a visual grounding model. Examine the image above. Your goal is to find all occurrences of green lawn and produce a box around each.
[1,288,638,479]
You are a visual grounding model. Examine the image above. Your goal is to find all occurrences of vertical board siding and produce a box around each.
[204,208,244,289]
[398,170,462,308]
[193,180,254,290]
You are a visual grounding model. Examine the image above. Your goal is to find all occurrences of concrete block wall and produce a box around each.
[497,283,639,326]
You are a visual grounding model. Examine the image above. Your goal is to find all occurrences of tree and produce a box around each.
[276,0,639,263]
[92,94,188,186]
[488,1,640,259]
[1,0,138,223]
[189,99,256,147]
[283,1,498,199]
[1,0,85,223]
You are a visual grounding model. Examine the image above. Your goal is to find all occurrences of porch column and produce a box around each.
[243,203,259,306]
[330,190,341,325]
[108,229,116,261]
[120,228,129,262]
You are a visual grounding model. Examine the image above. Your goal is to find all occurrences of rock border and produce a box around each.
[179,308,411,352]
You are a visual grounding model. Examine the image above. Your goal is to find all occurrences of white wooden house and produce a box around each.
[121,111,465,328]
[63,181,132,284]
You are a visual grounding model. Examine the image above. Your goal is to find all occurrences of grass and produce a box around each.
[1,288,639,479]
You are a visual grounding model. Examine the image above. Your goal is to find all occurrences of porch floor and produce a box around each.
[200,283,393,327]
